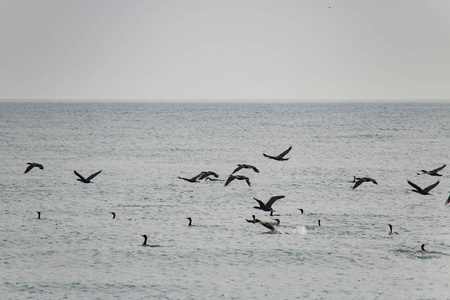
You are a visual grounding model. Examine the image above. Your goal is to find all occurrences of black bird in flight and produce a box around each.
[417,164,446,176]
[231,164,260,174]
[253,195,284,212]
[352,177,378,189]
[225,175,251,187]
[263,146,292,161]
[74,170,102,183]
[407,180,440,195]
[24,163,44,174]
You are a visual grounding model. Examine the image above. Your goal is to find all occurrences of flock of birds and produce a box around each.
[25,146,449,251]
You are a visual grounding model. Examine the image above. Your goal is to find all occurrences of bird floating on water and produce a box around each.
[225,175,251,187]
[417,164,446,176]
[407,180,440,195]
[24,163,44,174]
[141,235,153,247]
[388,223,398,235]
[231,164,259,174]
[36,211,41,219]
[110,212,116,219]
[74,170,102,183]
[186,217,194,226]
[318,219,322,226]
[420,243,427,252]
[263,146,292,161]
[352,177,378,189]
[298,208,304,214]
[253,195,284,212]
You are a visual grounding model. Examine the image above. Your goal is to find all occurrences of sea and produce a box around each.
[1,102,449,299]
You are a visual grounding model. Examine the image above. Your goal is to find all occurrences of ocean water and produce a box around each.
[1,102,449,299]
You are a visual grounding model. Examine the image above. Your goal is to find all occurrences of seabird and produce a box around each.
[407,180,440,195]
[417,164,446,176]
[258,221,279,233]
[24,163,44,174]
[253,195,284,212]
[298,208,304,214]
[263,146,292,161]
[74,170,102,183]
[224,175,251,187]
[178,173,202,183]
[388,223,398,235]
[110,212,116,219]
[186,217,194,226]
[36,211,41,219]
[246,215,260,223]
[231,164,260,174]
[141,235,152,247]
[204,177,224,182]
[352,177,378,189]
[420,243,427,252]
[267,218,280,226]
[198,171,219,180]
[318,219,322,226]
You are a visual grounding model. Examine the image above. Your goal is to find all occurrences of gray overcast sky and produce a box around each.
[1,0,449,102]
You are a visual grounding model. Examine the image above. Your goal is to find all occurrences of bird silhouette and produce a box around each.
[24,163,44,174]
[231,164,259,174]
[74,170,102,183]
[407,180,440,195]
[417,164,446,176]
[388,224,398,235]
[352,177,378,189]
[253,195,284,211]
[263,146,292,161]
[225,175,251,187]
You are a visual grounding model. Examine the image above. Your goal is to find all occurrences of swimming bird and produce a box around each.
[178,173,202,183]
[74,170,102,183]
[24,163,44,174]
[388,223,398,235]
[36,211,41,219]
[318,219,322,226]
[298,208,304,214]
[417,164,446,176]
[253,195,284,212]
[186,217,194,226]
[110,212,116,219]
[420,243,427,252]
[246,215,260,223]
[231,164,260,174]
[141,235,151,247]
[258,221,279,233]
[352,177,378,189]
[198,171,219,180]
[407,180,440,195]
[263,146,292,161]
[224,175,251,187]
[446,195,450,205]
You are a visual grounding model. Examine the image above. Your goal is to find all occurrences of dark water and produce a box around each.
[1,102,449,299]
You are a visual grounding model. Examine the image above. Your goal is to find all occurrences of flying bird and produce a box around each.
[263,146,292,161]
[407,180,440,195]
[224,175,251,187]
[24,163,44,174]
[74,170,102,183]
[258,221,279,233]
[352,177,378,189]
[231,164,260,174]
[198,171,219,180]
[246,215,260,223]
[417,164,446,176]
[253,195,284,212]
[388,224,398,235]
[178,173,202,183]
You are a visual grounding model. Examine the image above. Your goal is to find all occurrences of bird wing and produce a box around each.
[407,180,423,193]
[74,170,86,181]
[190,173,204,181]
[251,166,260,173]
[431,164,446,173]
[245,177,251,187]
[24,164,34,174]
[224,175,236,187]
[352,180,364,189]
[86,170,102,181]
[445,195,450,205]
[263,153,276,159]
[277,146,292,158]
[370,178,378,184]
[259,222,277,232]
[253,198,266,208]
[423,180,440,193]
[199,171,219,180]
[231,165,244,174]
[266,195,285,208]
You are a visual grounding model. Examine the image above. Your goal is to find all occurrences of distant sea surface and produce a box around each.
[1,102,449,299]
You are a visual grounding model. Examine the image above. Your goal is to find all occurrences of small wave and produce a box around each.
[291,225,307,235]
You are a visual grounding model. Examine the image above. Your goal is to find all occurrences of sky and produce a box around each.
[1,0,449,102]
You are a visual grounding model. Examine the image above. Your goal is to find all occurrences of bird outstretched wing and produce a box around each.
[423,180,440,193]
